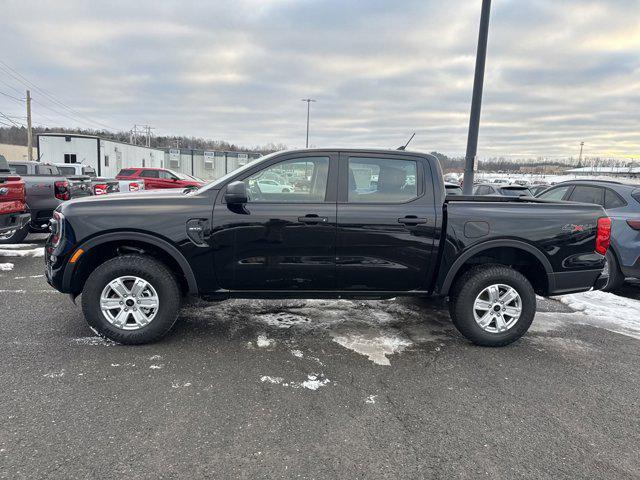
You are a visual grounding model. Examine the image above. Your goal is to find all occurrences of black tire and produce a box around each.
[601,249,624,292]
[0,224,29,244]
[448,265,536,347]
[81,254,181,344]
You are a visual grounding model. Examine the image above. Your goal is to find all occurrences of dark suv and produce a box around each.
[537,180,640,291]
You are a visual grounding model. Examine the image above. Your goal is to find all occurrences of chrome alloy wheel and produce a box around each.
[473,284,522,333]
[0,229,17,240]
[99,276,159,330]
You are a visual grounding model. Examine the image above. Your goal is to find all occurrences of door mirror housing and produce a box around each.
[225,181,248,204]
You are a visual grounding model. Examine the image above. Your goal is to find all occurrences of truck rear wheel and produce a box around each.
[448,265,536,347]
[81,254,181,344]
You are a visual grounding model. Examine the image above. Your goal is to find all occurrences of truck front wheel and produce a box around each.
[81,254,181,344]
[448,265,536,347]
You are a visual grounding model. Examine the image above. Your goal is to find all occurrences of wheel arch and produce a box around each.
[63,231,198,296]
[439,239,553,296]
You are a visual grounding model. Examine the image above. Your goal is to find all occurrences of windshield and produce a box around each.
[195,153,274,192]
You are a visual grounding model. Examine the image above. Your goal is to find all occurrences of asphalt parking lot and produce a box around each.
[1,236,639,479]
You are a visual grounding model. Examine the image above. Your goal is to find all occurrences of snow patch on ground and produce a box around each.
[330,329,413,366]
[260,373,330,390]
[149,355,162,360]
[558,291,640,340]
[0,244,37,249]
[171,382,192,388]
[43,370,65,378]
[290,349,304,358]
[256,333,274,348]
[0,247,44,257]
[0,263,13,271]
[149,365,163,370]
[71,336,117,346]
[365,395,377,404]
[258,312,310,329]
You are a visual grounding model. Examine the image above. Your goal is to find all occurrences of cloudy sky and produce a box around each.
[1,0,638,158]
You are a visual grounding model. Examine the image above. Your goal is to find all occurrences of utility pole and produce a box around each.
[301,98,316,148]
[462,0,491,195]
[26,90,33,162]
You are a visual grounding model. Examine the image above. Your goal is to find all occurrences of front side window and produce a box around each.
[538,185,571,201]
[243,157,329,203]
[140,170,159,178]
[160,170,178,180]
[569,186,604,206]
[348,157,417,203]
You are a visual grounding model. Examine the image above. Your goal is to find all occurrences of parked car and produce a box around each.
[0,155,30,244]
[251,178,295,194]
[53,163,120,196]
[474,183,533,197]
[8,160,91,232]
[536,179,640,291]
[444,182,463,196]
[46,149,609,347]
[116,168,203,190]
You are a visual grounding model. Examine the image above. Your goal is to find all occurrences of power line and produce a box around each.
[0,109,25,127]
[0,90,24,103]
[0,60,119,131]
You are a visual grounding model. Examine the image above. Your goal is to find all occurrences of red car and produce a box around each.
[0,155,31,244]
[115,168,204,190]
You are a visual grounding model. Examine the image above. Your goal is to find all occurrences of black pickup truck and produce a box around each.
[45,149,610,346]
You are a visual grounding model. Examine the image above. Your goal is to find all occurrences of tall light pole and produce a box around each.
[578,141,584,167]
[301,98,316,148]
[462,0,491,195]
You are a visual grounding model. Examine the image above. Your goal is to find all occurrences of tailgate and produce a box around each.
[68,177,92,198]
[0,176,27,214]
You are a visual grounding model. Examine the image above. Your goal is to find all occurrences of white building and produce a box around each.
[37,133,164,178]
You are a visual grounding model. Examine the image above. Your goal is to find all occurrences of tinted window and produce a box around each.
[118,169,137,177]
[36,165,59,175]
[445,186,463,196]
[140,170,160,178]
[348,157,417,203]
[0,155,9,173]
[569,186,604,206]
[500,187,531,197]
[244,157,329,203]
[57,166,76,175]
[604,189,626,209]
[474,185,492,195]
[160,170,177,180]
[538,186,571,201]
[9,163,27,175]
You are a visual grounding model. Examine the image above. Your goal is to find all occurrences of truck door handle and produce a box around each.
[398,216,427,225]
[298,214,328,224]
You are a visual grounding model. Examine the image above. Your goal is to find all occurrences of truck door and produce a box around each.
[336,152,438,291]
[210,153,338,290]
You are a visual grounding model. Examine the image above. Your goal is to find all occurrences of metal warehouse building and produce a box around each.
[37,133,264,181]
[38,133,164,178]
[164,148,262,181]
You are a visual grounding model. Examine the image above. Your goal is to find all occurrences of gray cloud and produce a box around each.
[0,0,638,158]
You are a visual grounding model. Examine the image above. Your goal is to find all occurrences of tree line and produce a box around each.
[0,126,287,155]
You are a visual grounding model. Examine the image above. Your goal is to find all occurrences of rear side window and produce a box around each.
[36,165,59,175]
[57,166,76,175]
[10,163,27,175]
[538,185,571,201]
[140,170,160,178]
[569,186,604,206]
[347,157,418,203]
[604,189,626,209]
[118,169,137,177]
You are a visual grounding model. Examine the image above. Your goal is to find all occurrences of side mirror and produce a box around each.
[225,181,248,204]
[172,177,178,182]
